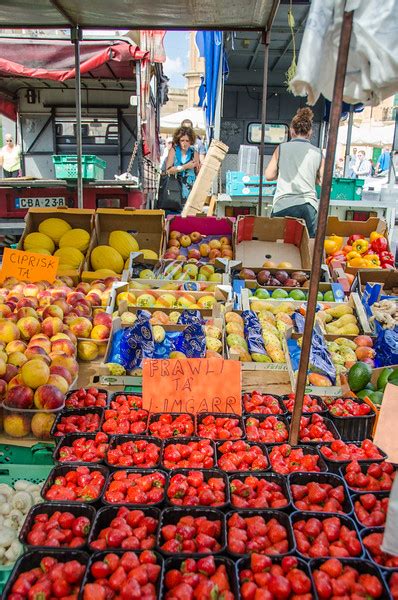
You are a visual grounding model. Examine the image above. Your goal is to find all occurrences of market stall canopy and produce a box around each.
[337,123,395,147]
[0,0,280,30]
[160,108,206,133]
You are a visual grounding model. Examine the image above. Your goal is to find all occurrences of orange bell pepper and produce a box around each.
[369,231,384,243]
[342,245,353,254]
[328,234,343,251]
[352,238,369,255]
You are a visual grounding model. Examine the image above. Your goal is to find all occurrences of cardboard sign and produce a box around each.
[142,358,242,414]
[373,383,398,463]
[0,248,59,283]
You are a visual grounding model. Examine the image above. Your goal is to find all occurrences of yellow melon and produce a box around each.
[38,218,71,244]
[31,248,52,256]
[140,249,158,260]
[54,247,85,269]
[59,228,90,252]
[90,245,124,273]
[109,230,139,260]
[24,232,55,253]
[94,269,118,277]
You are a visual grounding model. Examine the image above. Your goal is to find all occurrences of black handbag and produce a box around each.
[157,174,183,211]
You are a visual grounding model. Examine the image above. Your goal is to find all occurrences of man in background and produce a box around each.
[0,134,21,177]
[353,150,372,178]
[375,145,391,175]
[348,147,357,178]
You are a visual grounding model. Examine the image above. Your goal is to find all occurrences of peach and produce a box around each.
[51,338,76,357]
[209,239,222,250]
[73,302,92,318]
[29,336,52,354]
[8,374,24,389]
[85,292,102,306]
[209,248,222,260]
[93,312,112,329]
[17,316,41,340]
[90,282,106,292]
[176,254,187,262]
[42,305,64,320]
[24,284,40,298]
[51,333,70,341]
[4,385,34,409]
[76,282,91,294]
[187,249,201,261]
[47,374,69,395]
[49,288,68,299]
[77,341,99,361]
[3,413,30,438]
[63,330,77,346]
[0,357,6,377]
[221,248,233,258]
[0,320,20,344]
[0,378,7,399]
[220,236,231,246]
[25,347,51,365]
[69,317,93,338]
[16,307,37,321]
[355,346,376,360]
[53,299,70,315]
[6,340,26,354]
[8,352,28,368]
[41,316,64,338]
[91,325,110,341]
[34,384,65,410]
[354,335,373,348]
[97,342,107,357]
[4,364,18,384]
[31,412,56,440]
[51,355,78,378]
[21,358,50,389]
[37,291,52,306]
[199,243,210,257]
[168,239,180,249]
[66,291,86,306]
[0,304,12,317]
[50,365,73,386]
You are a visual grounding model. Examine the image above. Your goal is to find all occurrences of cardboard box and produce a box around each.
[234,216,311,270]
[164,215,235,261]
[18,207,95,283]
[352,269,398,297]
[82,209,165,280]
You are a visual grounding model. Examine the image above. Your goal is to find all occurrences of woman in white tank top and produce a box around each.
[265,107,324,237]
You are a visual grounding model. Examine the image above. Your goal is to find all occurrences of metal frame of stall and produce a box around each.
[0,0,362,442]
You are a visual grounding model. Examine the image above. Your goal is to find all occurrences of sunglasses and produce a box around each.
[5,139,12,142]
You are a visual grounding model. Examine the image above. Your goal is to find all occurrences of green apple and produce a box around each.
[254,288,270,299]
[289,289,306,301]
[271,288,289,299]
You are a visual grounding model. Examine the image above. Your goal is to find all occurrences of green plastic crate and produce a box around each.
[317,177,364,201]
[0,443,54,465]
[0,463,52,593]
[52,154,107,180]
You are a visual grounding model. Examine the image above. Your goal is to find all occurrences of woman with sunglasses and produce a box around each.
[0,134,21,178]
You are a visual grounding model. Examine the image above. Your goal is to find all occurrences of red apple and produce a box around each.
[4,385,34,409]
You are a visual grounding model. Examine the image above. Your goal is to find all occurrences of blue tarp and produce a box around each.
[196,31,228,139]
[323,100,364,122]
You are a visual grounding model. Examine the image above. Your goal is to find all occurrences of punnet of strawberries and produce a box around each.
[66,387,107,409]
[104,470,166,505]
[343,460,395,492]
[268,444,323,474]
[283,393,324,413]
[230,475,289,509]
[160,512,223,554]
[362,529,398,568]
[109,393,143,410]
[290,478,348,513]
[162,439,215,469]
[44,466,106,502]
[57,432,109,463]
[102,407,148,435]
[89,507,159,551]
[325,397,372,417]
[354,494,389,527]
[243,392,284,415]
[167,470,227,507]
[312,558,384,600]
[217,440,268,472]
[245,416,289,444]
[197,414,244,440]
[390,572,398,599]
[82,550,161,600]
[163,556,234,600]
[320,439,384,462]
[148,413,194,438]
[54,412,101,436]
[239,554,312,600]
[227,512,291,556]
[9,556,86,600]
[23,507,92,548]
[298,414,338,443]
[293,515,362,558]
[106,438,160,468]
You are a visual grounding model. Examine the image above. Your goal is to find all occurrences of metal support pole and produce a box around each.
[289,9,354,445]
[344,105,354,177]
[72,26,83,209]
[258,30,270,217]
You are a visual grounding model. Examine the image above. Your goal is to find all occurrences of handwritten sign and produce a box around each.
[0,248,59,283]
[373,383,398,463]
[142,358,242,414]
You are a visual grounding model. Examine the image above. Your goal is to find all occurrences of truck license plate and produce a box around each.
[15,197,66,209]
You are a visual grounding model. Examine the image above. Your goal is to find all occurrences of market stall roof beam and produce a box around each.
[0,0,281,30]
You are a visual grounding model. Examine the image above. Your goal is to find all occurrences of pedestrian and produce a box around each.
[160,137,173,172]
[334,158,344,178]
[165,126,200,211]
[352,150,372,178]
[0,134,21,178]
[181,118,206,163]
[264,107,324,238]
[348,147,357,178]
[375,145,391,175]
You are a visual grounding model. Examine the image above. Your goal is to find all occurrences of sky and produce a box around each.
[163,31,190,88]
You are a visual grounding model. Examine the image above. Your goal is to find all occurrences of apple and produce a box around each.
[168,239,180,249]
[209,239,221,250]
[180,235,192,248]
[169,230,181,240]
[209,249,222,260]
[187,249,201,261]
[190,231,202,244]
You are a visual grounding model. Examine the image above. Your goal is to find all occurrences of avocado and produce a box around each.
[348,361,372,392]
[377,367,394,391]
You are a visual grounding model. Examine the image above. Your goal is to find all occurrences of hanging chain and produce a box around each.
[126,141,139,174]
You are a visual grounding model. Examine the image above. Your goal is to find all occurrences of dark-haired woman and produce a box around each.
[265,107,324,237]
[166,126,200,209]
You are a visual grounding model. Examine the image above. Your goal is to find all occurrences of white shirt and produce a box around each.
[1,144,21,172]
[354,157,372,177]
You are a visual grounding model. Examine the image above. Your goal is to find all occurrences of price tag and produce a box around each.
[0,248,59,283]
[142,358,242,414]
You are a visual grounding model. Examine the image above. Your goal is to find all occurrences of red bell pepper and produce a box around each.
[380,251,395,268]
[347,234,364,246]
[371,236,388,254]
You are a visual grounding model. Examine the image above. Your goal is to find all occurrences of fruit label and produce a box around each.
[142,357,242,414]
[0,247,59,283]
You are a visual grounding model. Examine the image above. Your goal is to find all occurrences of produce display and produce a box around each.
[324,231,394,270]
[2,208,398,599]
